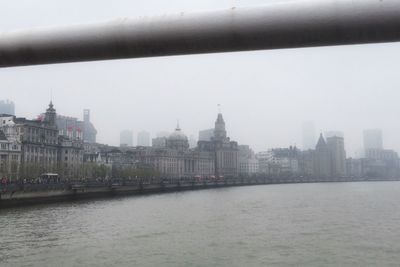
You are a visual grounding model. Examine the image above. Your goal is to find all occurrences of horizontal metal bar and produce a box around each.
[1,0,400,68]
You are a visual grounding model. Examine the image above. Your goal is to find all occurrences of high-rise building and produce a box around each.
[0,100,15,115]
[302,121,316,150]
[363,129,383,150]
[198,128,214,141]
[120,130,133,147]
[83,109,97,143]
[137,131,150,147]
[314,134,331,178]
[327,136,346,177]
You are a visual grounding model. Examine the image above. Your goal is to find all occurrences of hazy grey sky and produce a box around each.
[1,0,400,156]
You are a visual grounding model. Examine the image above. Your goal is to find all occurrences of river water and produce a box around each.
[1,182,400,267]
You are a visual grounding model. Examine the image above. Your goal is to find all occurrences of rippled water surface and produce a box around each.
[1,182,400,266]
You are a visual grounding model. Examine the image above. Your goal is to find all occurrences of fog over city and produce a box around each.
[1,0,400,156]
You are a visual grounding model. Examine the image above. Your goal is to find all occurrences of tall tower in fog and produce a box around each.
[120,130,133,147]
[0,100,15,115]
[363,129,383,150]
[83,109,97,143]
[302,121,316,150]
[327,136,346,177]
[137,131,151,146]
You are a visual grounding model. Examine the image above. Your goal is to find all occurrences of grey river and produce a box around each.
[1,182,400,266]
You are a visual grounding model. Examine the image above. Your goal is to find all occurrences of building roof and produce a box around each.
[169,123,188,141]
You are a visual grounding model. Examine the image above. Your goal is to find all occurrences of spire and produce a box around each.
[176,120,180,131]
[214,111,227,141]
[45,101,56,126]
[316,133,327,150]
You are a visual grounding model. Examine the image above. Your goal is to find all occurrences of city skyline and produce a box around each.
[1,98,397,156]
[2,1,400,156]
[1,98,396,159]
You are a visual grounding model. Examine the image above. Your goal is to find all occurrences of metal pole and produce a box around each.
[1,0,400,68]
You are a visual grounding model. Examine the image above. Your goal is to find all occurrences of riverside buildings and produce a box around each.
[2,100,399,181]
[238,145,259,176]
[0,102,85,180]
[0,127,21,180]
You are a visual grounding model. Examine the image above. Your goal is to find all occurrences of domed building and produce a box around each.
[166,123,189,151]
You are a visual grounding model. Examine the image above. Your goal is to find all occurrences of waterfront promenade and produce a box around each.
[1,176,399,208]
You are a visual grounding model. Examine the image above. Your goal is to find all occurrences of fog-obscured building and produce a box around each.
[327,136,346,177]
[363,129,383,150]
[83,109,97,143]
[137,131,150,147]
[198,128,214,142]
[314,134,331,179]
[302,121,316,150]
[0,100,15,116]
[120,130,133,147]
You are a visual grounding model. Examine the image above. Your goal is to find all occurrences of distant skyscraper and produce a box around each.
[137,131,150,146]
[314,134,331,179]
[120,130,133,147]
[0,100,15,115]
[302,121,316,150]
[199,128,214,141]
[327,136,346,177]
[83,109,97,143]
[363,129,383,150]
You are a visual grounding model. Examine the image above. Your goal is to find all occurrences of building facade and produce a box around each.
[238,145,258,176]
[0,128,21,180]
[0,102,85,180]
